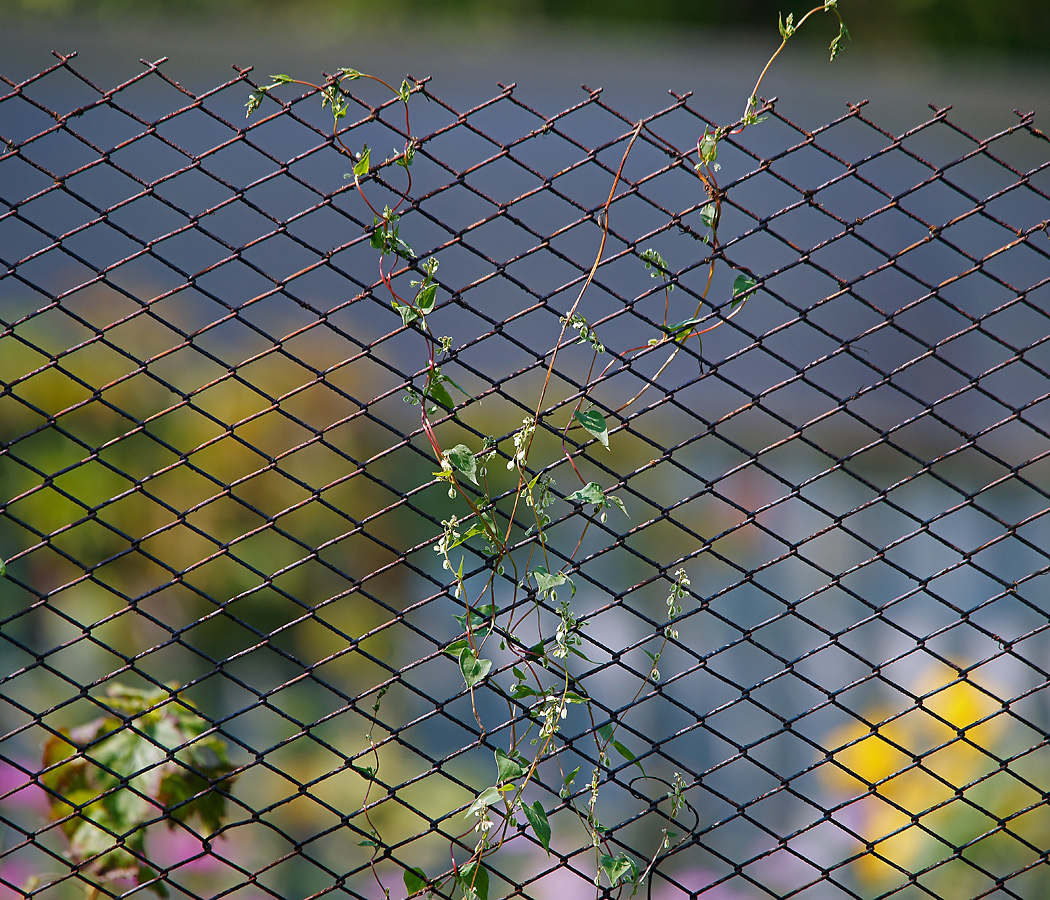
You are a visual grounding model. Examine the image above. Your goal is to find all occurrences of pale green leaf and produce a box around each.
[573,409,609,449]
[566,482,604,505]
[600,853,637,886]
[732,274,757,310]
[466,786,501,816]
[446,444,478,485]
[416,282,437,314]
[353,145,370,177]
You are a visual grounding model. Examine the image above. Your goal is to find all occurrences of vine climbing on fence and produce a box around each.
[246,6,849,898]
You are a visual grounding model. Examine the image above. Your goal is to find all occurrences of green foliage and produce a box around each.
[566,482,627,522]
[238,9,848,896]
[600,852,639,887]
[494,747,527,784]
[457,860,489,900]
[459,648,493,688]
[41,684,235,897]
[522,801,551,853]
[404,866,429,897]
[371,207,414,258]
[640,247,674,290]
[572,408,609,449]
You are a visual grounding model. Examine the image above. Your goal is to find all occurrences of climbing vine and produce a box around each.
[246,5,850,898]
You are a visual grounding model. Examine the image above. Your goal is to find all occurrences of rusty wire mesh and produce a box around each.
[2,52,1050,900]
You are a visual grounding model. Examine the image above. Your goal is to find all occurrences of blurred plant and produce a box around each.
[244,5,849,899]
[822,664,1050,898]
[40,684,235,898]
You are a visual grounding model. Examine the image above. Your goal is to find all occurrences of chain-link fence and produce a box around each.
[2,52,1050,900]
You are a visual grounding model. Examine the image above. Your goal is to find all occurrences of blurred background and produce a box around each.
[1,0,1049,129]
[2,3,1050,900]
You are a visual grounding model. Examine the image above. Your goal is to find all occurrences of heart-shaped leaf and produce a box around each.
[495,747,526,783]
[600,853,637,886]
[460,650,492,689]
[573,409,609,449]
[731,274,757,311]
[416,282,437,314]
[353,144,370,177]
[566,482,604,505]
[403,867,428,897]
[446,444,478,485]
[457,861,489,900]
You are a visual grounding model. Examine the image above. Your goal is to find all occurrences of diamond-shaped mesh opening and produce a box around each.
[2,54,1050,900]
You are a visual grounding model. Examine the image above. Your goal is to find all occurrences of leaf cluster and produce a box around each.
[41,685,235,896]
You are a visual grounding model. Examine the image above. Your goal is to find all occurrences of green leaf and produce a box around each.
[392,300,420,328]
[597,722,644,773]
[573,409,609,449]
[0,558,5,577]
[494,747,526,783]
[566,483,628,519]
[357,839,380,847]
[427,380,454,411]
[445,639,471,659]
[611,739,645,775]
[404,867,428,896]
[398,142,417,168]
[659,316,701,343]
[442,373,470,398]
[353,145,370,177]
[699,129,719,164]
[416,282,437,314]
[425,368,469,412]
[600,853,638,887]
[779,11,795,39]
[443,516,491,550]
[700,203,718,229]
[732,274,757,310]
[339,67,362,79]
[245,88,267,118]
[452,603,497,632]
[531,568,573,599]
[466,786,501,816]
[522,801,551,854]
[458,861,489,900]
[446,444,478,485]
[830,22,851,61]
[41,684,235,897]
[460,651,492,689]
[270,73,293,84]
[399,78,413,103]
[566,482,604,506]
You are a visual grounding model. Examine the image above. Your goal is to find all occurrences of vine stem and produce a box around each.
[501,119,644,549]
[737,2,843,128]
